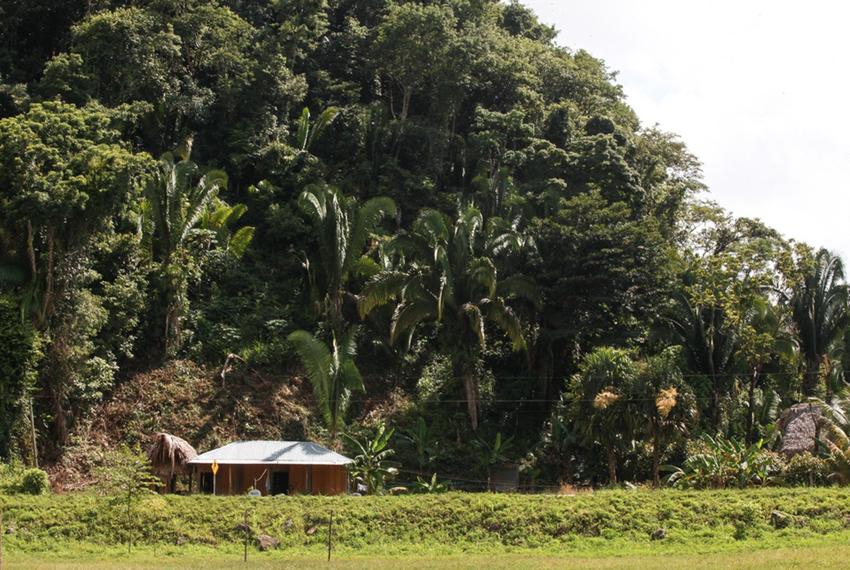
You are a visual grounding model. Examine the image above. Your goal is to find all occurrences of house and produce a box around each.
[188,440,353,496]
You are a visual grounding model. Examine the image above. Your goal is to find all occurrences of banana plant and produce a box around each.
[344,423,398,495]
[412,472,448,494]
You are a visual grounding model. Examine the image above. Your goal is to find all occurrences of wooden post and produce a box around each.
[327,510,333,562]
[243,509,249,563]
[30,398,38,469]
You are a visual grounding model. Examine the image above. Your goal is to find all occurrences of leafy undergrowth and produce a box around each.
[2,489,850,556]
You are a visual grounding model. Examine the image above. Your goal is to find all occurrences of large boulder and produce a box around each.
[256,534,280,551]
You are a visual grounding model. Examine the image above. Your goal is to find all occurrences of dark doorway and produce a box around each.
[200,472,213,494]
[271,471,289,495]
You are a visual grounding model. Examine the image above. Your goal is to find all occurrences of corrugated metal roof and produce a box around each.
[188,441,353,466]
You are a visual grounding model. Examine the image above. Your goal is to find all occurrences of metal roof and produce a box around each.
[188,441,353,466]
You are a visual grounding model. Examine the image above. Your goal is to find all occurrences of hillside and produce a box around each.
[1,0,849,490]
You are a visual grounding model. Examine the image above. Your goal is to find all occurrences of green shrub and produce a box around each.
[0,464,50,495]
[785,452,832,486]
[16,468,50,495]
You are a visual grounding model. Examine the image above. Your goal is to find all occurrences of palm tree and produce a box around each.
[738,297,796,443]
[297,184,396,336]
[566,347,638,484]
[144,140,228,355]
[287,328,364,438]
[359,207,535,430]
[666,290,739,429]
[633,348,698,485]
[289,186,394,439]
[789,248,849,396]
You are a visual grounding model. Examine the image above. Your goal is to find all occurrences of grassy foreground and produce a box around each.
[6,542,850,569]
[2,488,850,566]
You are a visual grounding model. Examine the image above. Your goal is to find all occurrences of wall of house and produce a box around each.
[192,464,349,496]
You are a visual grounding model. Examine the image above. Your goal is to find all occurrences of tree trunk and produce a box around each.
[400,85,412,123]
[652,432,662,486]
[746,365,761,445]
[163,265,184,358]
[711,378,722,431]
[463,370,479,431]
[39,227,56,326]
[607,450,617,485]
[802,356,821,397]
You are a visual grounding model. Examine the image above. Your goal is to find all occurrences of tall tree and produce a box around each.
[787,248,849,397]
[566,347,638,484]
[632,348,698,484]
[360,207,534,429]
[0,101,151,445]
[144,141,228,356]
[666,202,785,429]
[296,184,395,336]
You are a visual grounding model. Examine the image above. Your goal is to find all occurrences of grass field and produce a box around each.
[5,542,850,569]
[3,488,850,568]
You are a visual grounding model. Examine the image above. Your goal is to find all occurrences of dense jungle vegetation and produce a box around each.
[1,0,849,489]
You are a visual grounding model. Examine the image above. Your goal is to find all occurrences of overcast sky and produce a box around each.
[524,0,849,258]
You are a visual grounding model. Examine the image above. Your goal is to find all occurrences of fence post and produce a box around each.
[1,508,4,570]
[327,510,333,562]
[243,509,249,563]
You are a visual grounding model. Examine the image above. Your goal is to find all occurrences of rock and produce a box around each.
[771,510,791,529]
[282,518,293,531]
[4,524,15,535]
[389,486,409,495]
[256,534,280,551]
[305,525,318,535]
[651,528,666,541]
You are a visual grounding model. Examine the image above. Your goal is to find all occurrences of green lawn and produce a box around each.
[6,543,850,569]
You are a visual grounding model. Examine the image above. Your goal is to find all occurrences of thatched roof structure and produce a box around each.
[148,432,197,480]
[777,403,822,456]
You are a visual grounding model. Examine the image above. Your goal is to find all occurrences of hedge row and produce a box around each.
[2,489,850,553]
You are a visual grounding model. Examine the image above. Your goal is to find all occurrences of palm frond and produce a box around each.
[296,107,311,150]
[468,257,497,297]
[482,298,526,351]
[390,299,436,346]
[308,106,341,148]
[462,303,486,348]
[228,226,255,258]
[496,274,541,309]
[360,271,409,317]
[413,209,450,245]
[287,330,333,426]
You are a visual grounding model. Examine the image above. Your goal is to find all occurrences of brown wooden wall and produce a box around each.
[193,464,349,496]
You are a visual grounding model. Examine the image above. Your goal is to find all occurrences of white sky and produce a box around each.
[524,0,849,259]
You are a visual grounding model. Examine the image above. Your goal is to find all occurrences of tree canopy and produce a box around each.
[0,0,844,487]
